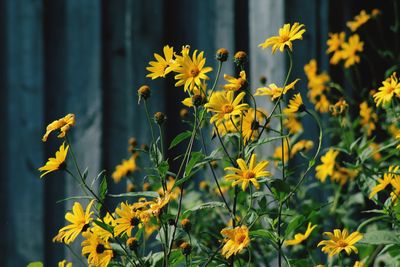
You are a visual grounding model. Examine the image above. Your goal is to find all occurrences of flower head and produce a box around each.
[341,34,364,68]
[223,71,247,91]
[318,229,363,256]
[92,213,116,242]
[54,200,95,244]
[42,113,75,142]
[255,79,300,101]
[327,32,346,54]
[224,154,271,191]
[114,202,141,237]
[284,93,305,113]
[369,166,399,199]
[284,222,317,246]
[291,140,314,157]
[373,72,400,107]
[146,45,175,79]
[39,142,69,178]
[241,108,268,144]
[58,260,72,267]
[315,149,339,182]
[81,231,113,267]
[347,10,370,32]
[359,101,377,136]
[204,91,248,124]
[283,113,303,134]
[112,155,137,183]
[220,225,250,258]
[259,23,306,53]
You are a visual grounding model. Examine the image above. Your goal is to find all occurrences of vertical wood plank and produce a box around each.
[0,0,44,265]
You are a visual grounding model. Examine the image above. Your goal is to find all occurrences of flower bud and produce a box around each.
[181,218,192,232]
[192,95,204,107]
[129,137,138,147]
[180,242,192,256]
[259,76,267,86]
[127,237,139,251]
[154,112,166,125]
[138,85,151,100]
[127,183,135,192]
[234,51,247,67]
[216,48,229,62]
[143,182,151,191]
[199,181,210,191]
[180,108,189,119]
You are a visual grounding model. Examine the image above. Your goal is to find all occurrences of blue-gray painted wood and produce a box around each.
[0,0,44,265]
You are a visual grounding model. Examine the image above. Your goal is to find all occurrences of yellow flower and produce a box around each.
[331,167,359,185]
[354,261,365,267]
[347,10,370,32]
[213,117,240,137]
[114,202,141,237]
[39,142,69,178]
[157,176,180,200]
[54,200,95,244]
[315,94,330,113]
[359,101,377,136]
[291,140,314,157]
[283,113,303,134]
[315,149,339,182]
[111,155,138,183]
[255,79,300,101]
[92,213,116,242]
[326,32,345,54]
[318,229,363,256]
[204,91,248,124]
[42,113,75,142]
[341,34,364,68]
[390,175,400,203]
[373,72,400,107]
[58,260,72,267]
[259,23,306,53]
[81,231,113,267]
[284,93,305,113]
[369,166,399,199]
[220,225,250,258]
[181,82,207,108]
[273,139,290,166]
[241,108,268,144]
[173,49,213,92]
[330,99,348,116]
[223,70,247,91]
[371,9,381,17]
[146,45,175,79]
[284,222,317,246]
[224,154,271,191]
[149,193,171,216]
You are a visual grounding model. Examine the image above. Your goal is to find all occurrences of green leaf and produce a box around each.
[108,191,159,198]
[360,230,400,245]
[157,160,169,178]
[185,151,205,177]
[250,229,278,247]
[93,219,114,234]
[27,263,43,267]
[284,215,305,238]
[183,201,226,215]
[97,174,108,211]
[169,131,192,149]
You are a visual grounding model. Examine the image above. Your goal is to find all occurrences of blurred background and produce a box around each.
[0,0,390,265]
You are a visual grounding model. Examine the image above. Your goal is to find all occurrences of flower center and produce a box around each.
[337,240,348,247]
[190,67,200,77]
[130,217,140,227]
[279,35,290,43]
[236,234,246,244]
[387,86,395,94]
[222,104,234,114]
[243,171,256,179]
[81,223,90,233]
[96,244,105,254]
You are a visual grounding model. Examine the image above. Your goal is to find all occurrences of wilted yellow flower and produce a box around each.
[81,231,113,267]
[359,101,377,136]
[224,154,271,191]
[112,155,138,183]
[284,222,317,246]
[318,229,363,256]
[220,225,250,258]
[174,48,213,92]
[39,142,69,178]
[330,99,348,116]
[259,23,306,53]
[42,113,75,142]
[223,70,247,91]
[146,45,175,79]
[347,10,370,32]
[341,34,364,68]
[315,149,339,182]
[373,72,400,107]
[255,79,300,101]
[331,167,359,185]
[54,200,95,244]
[204,91,248,124]
[149,193,171,216]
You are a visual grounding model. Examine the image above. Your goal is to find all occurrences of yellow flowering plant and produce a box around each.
[30,3,400,267]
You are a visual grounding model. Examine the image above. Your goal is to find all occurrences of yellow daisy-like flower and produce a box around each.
[284,222,317,246]
[331,167,359,186]
[273,139,290,166]
[114,202,141,237]
[111,155,138,183]
[326,32,346,54]
[255,79,300,101]
[341,34,364,68]
[223,70,247,91]
[318,229,363,256]
[81,231,113,267]
[315,149,339,182]
[390,175,400,203]
[58,260,72,267]
[359,101,377,136]
[149,192,171,217]
[241,108,268,144]
[259,23,306,54]
[204,91,248,124]
[173,49,213,92]
[370,166,399,199]
[284,93,305,114]
[290,140,314,157]
[146,45,175,79]
[213,117,240,137]
[55,200,95,244]
[220,225,250,259]
[225,154,271,191]
[347,10,370,32]
[39,142,69,178]
[92,212,116,242]
[283,113,303,134]
[42,113,75,142]
[373,72,400,107]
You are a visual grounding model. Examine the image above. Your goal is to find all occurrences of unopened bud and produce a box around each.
[216,48,229,62]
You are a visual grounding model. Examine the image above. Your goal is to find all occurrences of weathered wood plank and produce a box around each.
[0,0,45,265]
